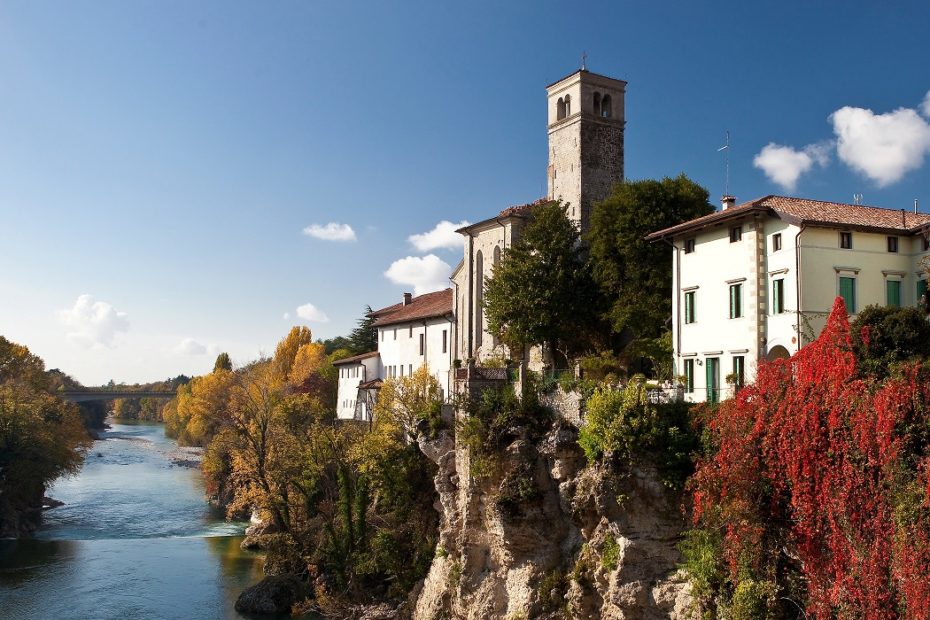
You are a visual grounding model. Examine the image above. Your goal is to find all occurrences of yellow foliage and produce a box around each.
[272,326,313,381]
[372,365,443,439]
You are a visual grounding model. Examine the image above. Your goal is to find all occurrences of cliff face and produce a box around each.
[413,421,694,620]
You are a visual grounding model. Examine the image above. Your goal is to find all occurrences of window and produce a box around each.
[393,328,397,340]
[887,236,899,253]
[839,276,856,313]
[706,357,720,404]
[408,364,412,375]
[380,330,384,342]
[557,97,566,120]
[442,329,448,353]
[840,231,852,249]
[684,291,696,324]
[919,279,928,307]
[683,359,694,393]
[601,94,612,118]
[409,325,413,337]
[773,233,782,251]
[887,280,901,307]
[732,356,745,390]
[564,94,571,116]
[773,278,785,314]
[419,333,425,355]
[475,250,484,346]
[730,226,742,243]
[399,365,404,377]
[593,92,601,115]
[924,236,930,252]
[684,238,696,254]
[729,283,743,319]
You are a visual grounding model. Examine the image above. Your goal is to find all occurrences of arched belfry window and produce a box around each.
[601,94,612,118]
[493,245,501,271]
[556,97,566,120]
[564,94,571,117]
[593,92,601,115]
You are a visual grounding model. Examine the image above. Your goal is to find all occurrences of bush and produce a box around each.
[850,304,930,377]
[578,381,696,489]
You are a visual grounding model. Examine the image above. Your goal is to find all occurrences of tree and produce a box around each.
[348,306,377,355]
[483,200,599,364]
[273,326,313,381]
[850,304,930,378]
[588,175,714,341]
[213,352,232,372]
[372,365,443,440]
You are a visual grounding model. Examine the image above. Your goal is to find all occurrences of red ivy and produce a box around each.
[691,297,930,619]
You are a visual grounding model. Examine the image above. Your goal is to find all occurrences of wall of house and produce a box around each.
[798,227,928,339]
[377,316,454,399]
[336,362,366,420]
[674,217,759,403]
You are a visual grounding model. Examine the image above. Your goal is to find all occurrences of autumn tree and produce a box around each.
[372,365,444,440]
[687,298,930,618]
[483,200,599,364]
[273,326,313,381]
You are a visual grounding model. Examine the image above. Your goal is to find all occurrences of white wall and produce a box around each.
[377,316,454,399]
[335,356,380,420]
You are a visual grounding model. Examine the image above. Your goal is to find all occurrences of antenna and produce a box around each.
[717,131,730,196]
[853,193,863,205]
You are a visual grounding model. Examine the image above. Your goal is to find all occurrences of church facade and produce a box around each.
[451,68,627,366]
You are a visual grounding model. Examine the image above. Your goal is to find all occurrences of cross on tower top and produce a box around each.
[581,51,587,70]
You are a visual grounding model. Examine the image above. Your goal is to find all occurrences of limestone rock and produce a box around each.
[234,574,310,615]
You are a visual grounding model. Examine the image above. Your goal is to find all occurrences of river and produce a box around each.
[0,420,268,620]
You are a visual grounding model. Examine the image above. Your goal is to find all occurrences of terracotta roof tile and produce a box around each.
[497,197,551,218]
[372,289,453,327]
[332,351,379,366]
[647,195,930,239]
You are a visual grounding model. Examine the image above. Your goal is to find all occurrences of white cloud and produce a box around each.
[282,312,290,320]
[302,222,356,242]
[296,302,329,323]
[175,338,207,355]
[384,254,452,295]
[830,105,930,187]
[753,142,831,192]
[921,90,930,118]
[59,294,129,348]
[408,220,470,252]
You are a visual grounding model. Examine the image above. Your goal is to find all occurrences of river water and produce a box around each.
[0,420,267,620]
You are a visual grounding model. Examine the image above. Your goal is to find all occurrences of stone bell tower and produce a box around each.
[546,68,626,234]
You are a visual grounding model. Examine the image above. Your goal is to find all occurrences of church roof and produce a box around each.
[371,289,453,328]
[457,197,551,235]
[647,195,930,240]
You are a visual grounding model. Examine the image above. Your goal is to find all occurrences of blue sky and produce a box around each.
[3,1,930,384]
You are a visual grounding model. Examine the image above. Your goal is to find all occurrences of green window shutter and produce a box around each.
[773,279,784,314]
[685,292,695,323]
[733,356,744,388]
[886,280,901,307]
[839,277,856,313]
[706,358,719,404]
[729,285,742,318]
[684,359,694,393]
[917,279,927,307]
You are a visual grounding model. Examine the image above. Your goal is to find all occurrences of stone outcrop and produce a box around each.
[234,574,310,615]
[413,419,694,619]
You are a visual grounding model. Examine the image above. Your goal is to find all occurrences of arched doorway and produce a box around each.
[766,345,791,362]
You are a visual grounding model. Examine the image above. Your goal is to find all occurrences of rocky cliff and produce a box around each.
[413,419,694,620]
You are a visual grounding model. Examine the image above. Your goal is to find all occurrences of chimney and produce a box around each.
[721,195,736,211]
[403,292,412,306]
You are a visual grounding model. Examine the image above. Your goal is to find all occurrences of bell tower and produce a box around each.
[546,69,626,233]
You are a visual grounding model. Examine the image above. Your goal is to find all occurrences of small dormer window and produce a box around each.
[601,94,612,118]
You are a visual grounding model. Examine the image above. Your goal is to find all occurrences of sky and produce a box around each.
[3,0,930,385]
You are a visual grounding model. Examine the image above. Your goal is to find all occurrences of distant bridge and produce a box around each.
[59,390,177,403]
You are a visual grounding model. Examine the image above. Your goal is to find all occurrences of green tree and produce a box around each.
[850,304,930,378]
[588,175,714,341]
[347,306,377,354]
[483,200,598,364]
[213,352,232,372]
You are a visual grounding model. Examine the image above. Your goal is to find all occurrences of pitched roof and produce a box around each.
[457,198,551,234]
[372,288,453,327]
[332,351,379,366]
[647,195,930,240]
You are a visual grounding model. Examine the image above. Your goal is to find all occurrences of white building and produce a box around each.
[648,195,930,403]
[333,289,454,420]
[452,67,626,366]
